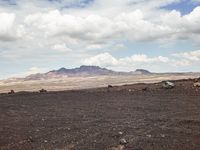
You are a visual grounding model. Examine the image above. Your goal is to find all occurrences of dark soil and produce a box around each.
[1,79,200,150]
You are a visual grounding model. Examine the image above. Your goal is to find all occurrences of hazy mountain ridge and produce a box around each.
[24,65,152,80]
[1,66,200,93]
[134,69,152,74]
[1,65,200,83]
[48,65,117,76]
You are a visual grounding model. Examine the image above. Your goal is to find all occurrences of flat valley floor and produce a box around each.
[1,79,200,150]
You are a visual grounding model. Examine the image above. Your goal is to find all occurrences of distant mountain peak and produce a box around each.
[80,65,100,68]
[47,65,115,76]
[58,67,67,71]
[57,67,67,72]
[134,69,151,74]
[79,65,102,70]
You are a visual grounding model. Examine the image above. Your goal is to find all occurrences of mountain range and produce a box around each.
[1,66,200,92]
[24,65,152,80]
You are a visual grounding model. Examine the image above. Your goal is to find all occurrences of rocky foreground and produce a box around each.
[1,79,200,150]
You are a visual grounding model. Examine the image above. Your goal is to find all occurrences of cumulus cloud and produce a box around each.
[21,5,200,47]
[82,52,169,68]
[24,10,116,43]
[1,0,200,45]
[173,50,200,61]
[82,53,118,67]
[83,50,200,69]
[1,0,200,76]
[0,12,16,41]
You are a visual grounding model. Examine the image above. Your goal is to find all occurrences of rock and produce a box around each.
[146,134,152,138]
[161,134,165,138]
[108,85,113,88]
[67,127,71,130]
[194,78,200,82]
[194,82,200,87]
[142,87,147,91]
[8,90,15,94]
[107,85,113,92]
[118,131,123,135]
[162,81,175,89]
[119,138,127,145]
[112,145,125,150]
[39,89,47,93]
[44,140,48,143]
[28,136,33,142]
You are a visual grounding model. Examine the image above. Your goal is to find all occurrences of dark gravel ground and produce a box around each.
[1,79,200,150]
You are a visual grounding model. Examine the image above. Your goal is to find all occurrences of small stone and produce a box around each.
[112,145,125,150]
[142,87,147,91]
[118,145,125,150]
[119,138,127,145]
[28,136,33,142]
[146,134,152,138]
[44,140,48,143]
[118,131,123,135]
[161,134,165,138]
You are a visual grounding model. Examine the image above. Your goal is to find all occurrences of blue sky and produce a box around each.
[0,0,200,79]
[163,0,200,15]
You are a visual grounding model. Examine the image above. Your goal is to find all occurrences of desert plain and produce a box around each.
[1,75,200,150]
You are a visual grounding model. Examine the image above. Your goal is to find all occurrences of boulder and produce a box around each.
[8,90,15,94]
[108,85,113,88]
[119,138,127,145]
[194,82,200,87]
[162,81,175,89]
[39,89,47,93]
[142,87,148,91]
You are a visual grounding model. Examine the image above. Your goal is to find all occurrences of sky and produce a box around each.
[1,0,200,79]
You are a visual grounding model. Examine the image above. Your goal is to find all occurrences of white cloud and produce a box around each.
[52,43,72,52]
[160,7,200,41]
[0,12,16,41]
[0,0,199,46]
[82,53,118,67]
[172,59,192,67]
[24,9,161,43]
[21,5,200,46]
[27,67,44,75]
[1,0,200,76]
[86,44,104,50]
[82,50,200,69]
[82,52,169,68]
[24,10,116,43]
[173,50,200,61]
